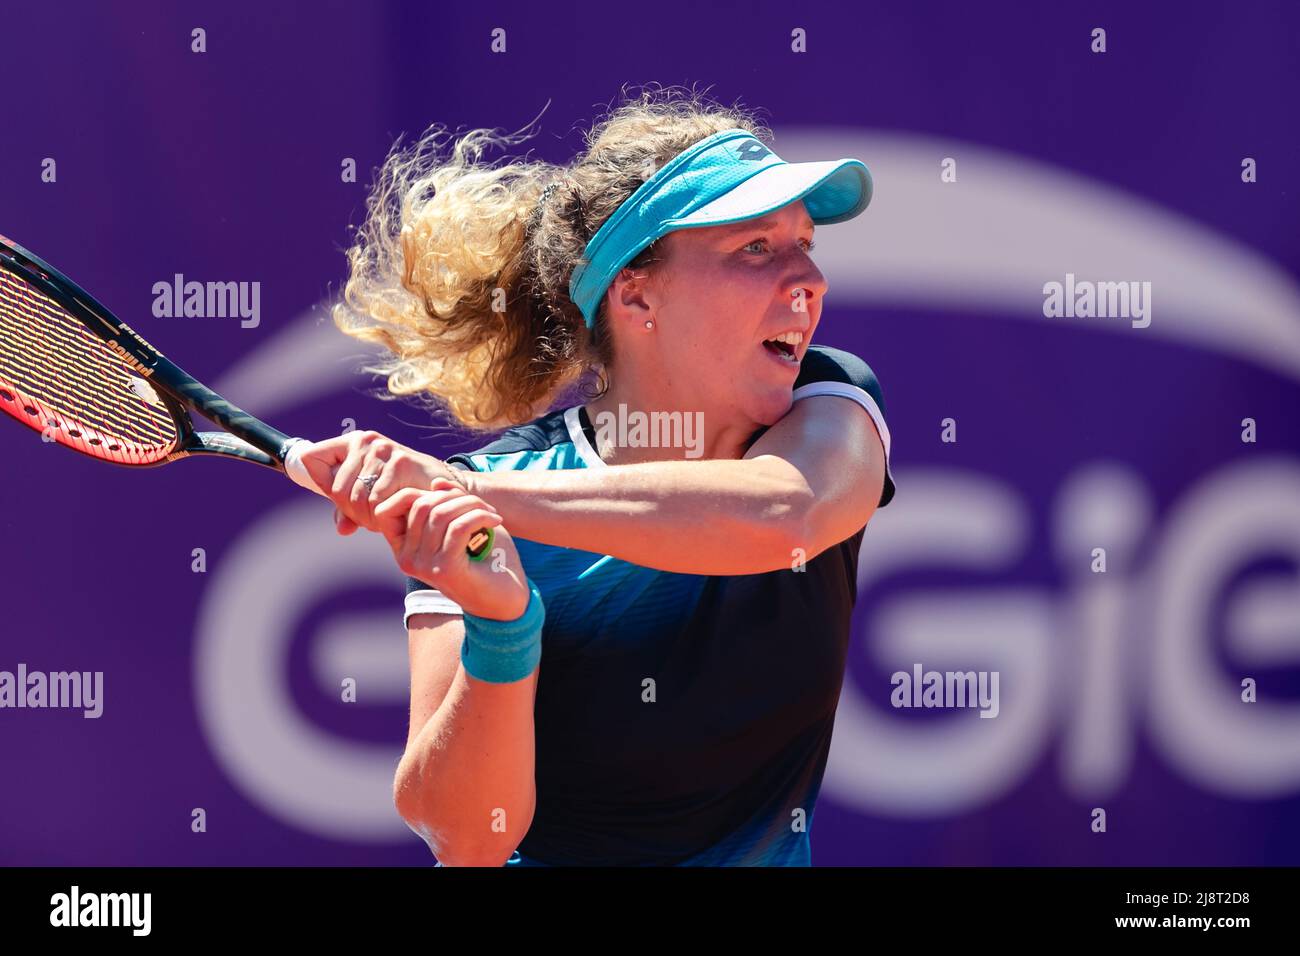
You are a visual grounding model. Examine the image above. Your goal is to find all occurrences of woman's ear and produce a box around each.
[608,266,655,324]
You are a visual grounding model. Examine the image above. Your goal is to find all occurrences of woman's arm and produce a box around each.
[395,612,538,867]
[461,395,886,575]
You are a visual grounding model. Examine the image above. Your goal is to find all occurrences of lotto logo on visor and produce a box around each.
[733,139,772,162]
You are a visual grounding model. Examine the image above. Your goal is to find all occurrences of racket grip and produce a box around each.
[282,438,327,497]
[282,438,496,559]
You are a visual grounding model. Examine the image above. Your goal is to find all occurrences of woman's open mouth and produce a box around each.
[762,335,801,365]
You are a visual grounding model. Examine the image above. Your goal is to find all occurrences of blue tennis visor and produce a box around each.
[568,128,872,328]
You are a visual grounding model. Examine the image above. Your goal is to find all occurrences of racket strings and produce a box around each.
[0,268,177,455]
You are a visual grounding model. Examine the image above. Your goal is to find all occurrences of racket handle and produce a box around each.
[282,438,326,497]
[282,438,496,559]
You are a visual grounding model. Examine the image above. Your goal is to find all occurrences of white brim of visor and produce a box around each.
[670,158,872,229]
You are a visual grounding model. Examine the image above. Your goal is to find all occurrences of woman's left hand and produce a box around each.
[293,430,489,535]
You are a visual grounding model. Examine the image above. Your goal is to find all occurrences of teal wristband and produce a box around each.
[460,580,545,684]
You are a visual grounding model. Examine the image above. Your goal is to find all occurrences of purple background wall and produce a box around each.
[2,1,1298,865]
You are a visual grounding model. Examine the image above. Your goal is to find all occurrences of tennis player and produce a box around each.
[300,90,896,866]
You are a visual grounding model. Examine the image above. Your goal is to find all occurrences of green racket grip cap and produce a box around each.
[467,525,495,561]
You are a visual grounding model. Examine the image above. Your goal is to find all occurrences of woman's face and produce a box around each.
[613,199,828,429]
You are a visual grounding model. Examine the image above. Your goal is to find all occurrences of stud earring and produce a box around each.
[644,320,654,330]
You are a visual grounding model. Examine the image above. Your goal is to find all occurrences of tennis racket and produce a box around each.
[0,233,494,559]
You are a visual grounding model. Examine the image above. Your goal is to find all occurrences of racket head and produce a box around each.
[0,235,188,466]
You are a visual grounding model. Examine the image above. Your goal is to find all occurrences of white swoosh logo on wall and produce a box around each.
[212,306,381,419]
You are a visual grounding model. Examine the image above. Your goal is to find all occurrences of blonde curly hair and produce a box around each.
[332,84,771,432]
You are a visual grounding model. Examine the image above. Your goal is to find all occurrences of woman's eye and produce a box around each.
[742,238,816,254]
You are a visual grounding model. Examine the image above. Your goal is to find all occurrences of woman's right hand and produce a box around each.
[374,479,529,621]
[292,430,485,537]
